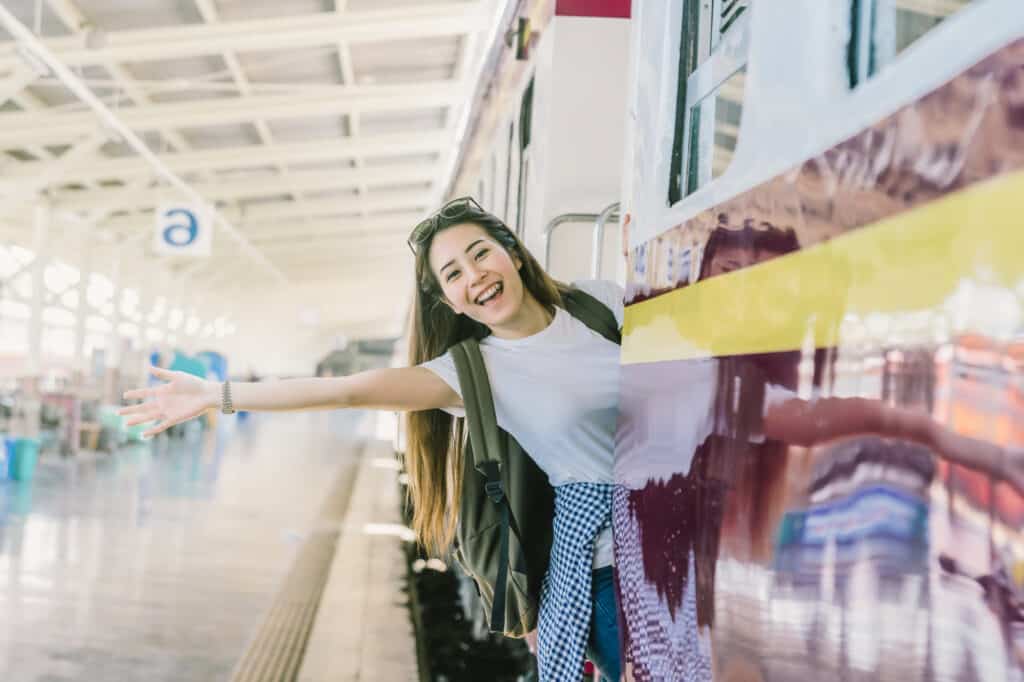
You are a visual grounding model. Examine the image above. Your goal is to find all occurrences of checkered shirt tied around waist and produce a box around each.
[538,482,615,682]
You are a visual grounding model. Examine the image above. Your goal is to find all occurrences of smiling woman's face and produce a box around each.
[428,221,525,329]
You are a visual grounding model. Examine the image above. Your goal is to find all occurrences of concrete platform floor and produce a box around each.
[0,410,372,681]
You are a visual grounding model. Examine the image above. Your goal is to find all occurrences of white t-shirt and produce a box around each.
[421,279,624,568]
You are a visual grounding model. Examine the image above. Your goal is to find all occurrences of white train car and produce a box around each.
[615,1,1024,680]
[451,0,1024,680]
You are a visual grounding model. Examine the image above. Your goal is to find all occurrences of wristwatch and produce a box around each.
[221,380,236,414]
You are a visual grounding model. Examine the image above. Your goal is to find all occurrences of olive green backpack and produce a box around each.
[450,288,621,637]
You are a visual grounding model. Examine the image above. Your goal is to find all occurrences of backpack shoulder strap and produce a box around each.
[451,338,503,477]
[450,337,514,633]
[563,287,621,345]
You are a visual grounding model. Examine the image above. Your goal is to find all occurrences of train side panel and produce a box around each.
[617,1,1024,680]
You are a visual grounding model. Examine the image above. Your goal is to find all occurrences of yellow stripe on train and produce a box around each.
[621,169,1024,365]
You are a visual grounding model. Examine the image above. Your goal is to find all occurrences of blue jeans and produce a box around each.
[586,566,622,682]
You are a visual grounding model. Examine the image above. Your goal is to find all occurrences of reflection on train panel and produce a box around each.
[615,36,1024,682]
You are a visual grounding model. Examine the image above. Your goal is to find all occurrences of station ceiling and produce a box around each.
[0,0,500,340]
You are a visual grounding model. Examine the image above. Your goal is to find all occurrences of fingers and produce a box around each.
[142,420,173,439]
[123,410,162,427]
[120,367,175,401]
[150,365,176,380]
[117,403,151,416]
[123,387,156,401]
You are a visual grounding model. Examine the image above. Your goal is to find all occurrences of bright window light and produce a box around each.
[87,274,114,308]
[60,290,80,308]
[42,326,75,357]
[44,262,80,294]
[168,308,184,330]
[0,319,28,354]
[146,328,164,342]
[84,333,107,355]
[0,300,31,320]
[86,315,111,333]
[9,245,33,266]
[0,246,23,278]
[118,321,138,336]
[185,316,200,335]
[11,273,32,299]
[42,306,75,326]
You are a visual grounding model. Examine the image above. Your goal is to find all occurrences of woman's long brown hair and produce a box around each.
[405,208,567,556]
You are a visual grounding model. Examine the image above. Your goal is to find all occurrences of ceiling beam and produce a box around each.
[0,65,39,107]
[254,229,411,253]
[2,131,106,208]
[70,192,430,239]
[3,131,446,185]
[0,4,484,69]
[0,81,458,148]
[46,163,437,213]
[234,192,432,224]
[243,212,422,242]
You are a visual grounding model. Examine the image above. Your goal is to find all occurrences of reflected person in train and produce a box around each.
[616,218,1024,681]
[119,197,625,682]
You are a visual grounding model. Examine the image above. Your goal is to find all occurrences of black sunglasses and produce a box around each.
[407,196,486,255]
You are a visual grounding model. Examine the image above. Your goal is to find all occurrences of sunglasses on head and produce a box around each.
[407,196,486,255]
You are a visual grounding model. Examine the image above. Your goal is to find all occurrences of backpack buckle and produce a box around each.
[484,479,504,503]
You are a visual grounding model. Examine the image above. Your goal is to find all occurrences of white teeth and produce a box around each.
[476,283,502,305]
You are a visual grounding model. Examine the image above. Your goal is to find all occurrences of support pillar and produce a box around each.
[27,202,49,376]
[73,230,93,377]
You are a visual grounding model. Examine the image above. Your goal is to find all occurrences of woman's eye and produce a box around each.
[475,248,489,260]
[446,270,460,282]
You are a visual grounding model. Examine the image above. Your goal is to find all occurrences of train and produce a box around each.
[438,0,1024,680]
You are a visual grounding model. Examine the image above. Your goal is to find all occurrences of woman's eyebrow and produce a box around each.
[440,239,486,273]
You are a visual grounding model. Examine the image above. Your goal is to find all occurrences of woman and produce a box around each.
[119,197,625,682]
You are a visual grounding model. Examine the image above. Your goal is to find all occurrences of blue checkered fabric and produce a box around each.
[538,482,615,682]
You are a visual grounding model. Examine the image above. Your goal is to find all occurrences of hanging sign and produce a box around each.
[153,203,212,257]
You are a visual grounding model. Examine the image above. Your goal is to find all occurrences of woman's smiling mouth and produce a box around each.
[475,282,504,306]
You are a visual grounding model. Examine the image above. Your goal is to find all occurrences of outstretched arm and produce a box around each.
[119,365,462,437]
[764,395,1023,494]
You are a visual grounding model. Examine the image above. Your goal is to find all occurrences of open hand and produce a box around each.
[118,366,218,438]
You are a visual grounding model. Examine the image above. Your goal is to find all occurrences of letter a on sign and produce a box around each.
[153,203,212,257]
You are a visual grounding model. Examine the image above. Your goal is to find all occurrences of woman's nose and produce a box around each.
[464,261,485,283]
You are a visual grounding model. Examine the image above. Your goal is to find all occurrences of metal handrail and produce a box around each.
[590,202,620,279]
[542,212,601,271]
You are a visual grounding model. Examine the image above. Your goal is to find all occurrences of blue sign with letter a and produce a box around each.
[153,202,212,257]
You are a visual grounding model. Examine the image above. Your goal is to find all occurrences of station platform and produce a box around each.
[0,410,416,681]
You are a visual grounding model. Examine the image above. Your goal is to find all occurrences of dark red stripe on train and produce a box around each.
[555,0,631,19]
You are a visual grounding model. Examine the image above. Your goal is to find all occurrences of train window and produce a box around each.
[850,0,980,85]
[687,68,746,191]
[516,79,535,238]
[489,153,497,211]
[503,121,514,221]
[669,0,751,203]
